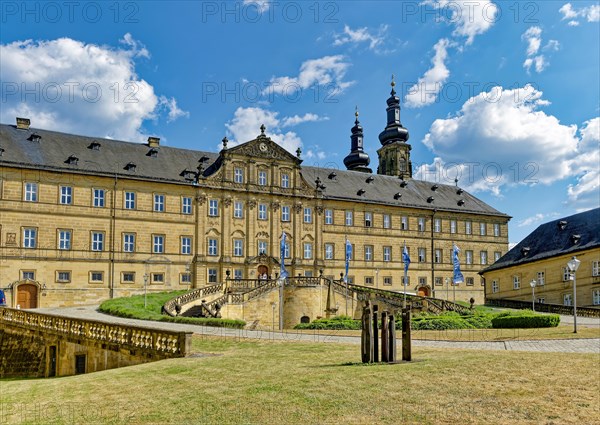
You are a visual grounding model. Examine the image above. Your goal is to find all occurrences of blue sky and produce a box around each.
[1,1,599,245]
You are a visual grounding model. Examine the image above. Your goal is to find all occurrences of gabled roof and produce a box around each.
[481,208,600,273]
[302,167,508,217]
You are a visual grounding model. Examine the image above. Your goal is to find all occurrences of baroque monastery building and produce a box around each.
[0,83,510,309]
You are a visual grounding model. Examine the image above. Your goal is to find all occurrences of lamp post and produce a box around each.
[143,273,149,309]
[445,277,449,301]
[271,302,276,332]
[529,279,537,311]
[567,256,581,333]
[375,268,379,289]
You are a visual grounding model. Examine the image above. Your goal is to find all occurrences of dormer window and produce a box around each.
[147,148,159,158]
[431,184,439,191]
[521,247,530,256]
[394,193,402,200]
[427,196,434,203]
[125,162,137,172]
[328,172,337,180]
[571,234,581,244]
[89,141,101,150]
[457,199,465,206]
[0,147,4,157]
[399,179,408,188]
[457,188,464,195]
[357,189,366,196]
[66,155,79,165]
[558,220,567,230]
[181,169,197,181]
[28,133,41,143]
[366,176,374,184]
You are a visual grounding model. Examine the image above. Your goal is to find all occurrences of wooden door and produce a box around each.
[17,284,38,309]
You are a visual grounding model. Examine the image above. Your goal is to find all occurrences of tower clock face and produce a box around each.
[259,142,268,152]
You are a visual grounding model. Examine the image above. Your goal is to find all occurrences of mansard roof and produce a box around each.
[0,122,508,217]
[481,208,600,273]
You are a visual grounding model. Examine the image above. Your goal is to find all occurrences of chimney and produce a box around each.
[147,137,160,148]
[16,117,30,130]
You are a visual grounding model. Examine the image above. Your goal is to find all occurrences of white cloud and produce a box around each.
[0,35,188,142]
[225,107,327,155]
[404,38,453,108]
[559,3,600,26]
[418,85,587,200]
[517,213,561,227]
[242,0,270,13]
[567,117,600,209]
[333,24,391,53]
[521,27,554,74]
[264,55,353,96]
[422,0,499,45]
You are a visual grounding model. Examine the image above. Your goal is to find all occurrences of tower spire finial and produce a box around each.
[390,74,396,95]
[355,105,359,123]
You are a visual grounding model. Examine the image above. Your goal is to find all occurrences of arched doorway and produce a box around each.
[417,286,430,297]
[17,283,38,309]
[257,265,269,279]
[300,316,310,324]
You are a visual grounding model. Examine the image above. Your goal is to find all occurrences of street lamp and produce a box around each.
[529,279,537,311]
[375,268,379,289]
[143,273,149,309]
[567,256,581,333]
[445,277,449,301]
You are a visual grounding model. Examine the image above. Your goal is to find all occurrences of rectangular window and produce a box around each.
[418,217,426,232]
[234,167,244,184]
[563,293,573,306]
[258,240,268,255]
[383,277,392,286]
[123,233,135,253]
[93,189,105,208]
[434,218,441,233]
[208,269,218,283]
[182,197,192,215]
[152,273,164,284]
[592,289,600,306]
[450,220,457,234]
[403,276,410,286]
[537,297,545,304]
[233,269,243,280]
[181,237,192,255]
[153,235,164,254]
[258,170,267,186]
[419,277,427,286]
[56,271,71,283]
[154,194,165,212]
[401,216,409,230]
[466,250,473,265]
[325,243,334,260]
[208,239,218,256]
[233,239,244,257]
[24,182,38,202]
[258,203,268,220]
[60,186,73,205]
[347,244,354,261]
[122,272,135,283]
[281,206,290,222]
[90,271,103,282]
[537,271,545,286]
[364,212,372,227]
[325,209,333,225]
[480,222,487,236]
[365,276,373,286]
[480,251,488,265]
[383,246,391,262]
[208,199,219,217]
[466,277,474,286]
[383,214,391,229]
[494,251,501,262]
[434,249,442,264]
[418,248,426,263]
[281,173,290,188]
[233,201,244,219]
[303,207,312,224]
[58,230,71,250]
[492,280,499,293]
[592,261,599,277]
[513,275,520,290]
[465,221,472,235]
[435,277,443,286]
[124,191,135,210]
[303,243,313,259]
[284,241,290,259]
[364,245,373,261]
[493,223,500,237]
[345,211,353,226]
[563,267,571,282]
[91,232,104,251]
[22,271,35,280]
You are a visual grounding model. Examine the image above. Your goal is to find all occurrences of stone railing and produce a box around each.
[163,283,224,316]
[0,308,191,356]
[227,279,263,292]
[486,298,600,318]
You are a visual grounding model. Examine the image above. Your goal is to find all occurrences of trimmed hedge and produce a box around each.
[491,314,560,329]
[294,315,361,330]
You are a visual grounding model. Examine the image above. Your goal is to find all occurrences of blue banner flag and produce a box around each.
[279,232,288,279]
[452,243,464,284]
[402,243,411,273]
[344,239,352,283]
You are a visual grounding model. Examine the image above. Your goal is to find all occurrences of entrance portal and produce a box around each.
[417,286,430,297]
[16,284,38,309]
[257,265,269,279]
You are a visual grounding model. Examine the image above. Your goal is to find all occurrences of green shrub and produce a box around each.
[294,317,361,330]
[410,316,476,330]
[491,314,560,329]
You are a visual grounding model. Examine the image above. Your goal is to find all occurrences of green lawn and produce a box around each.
[1,336,598,424]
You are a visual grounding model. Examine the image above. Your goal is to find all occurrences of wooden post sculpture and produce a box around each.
[388,313,397,362]
[402,307,412,362]
[361,301,374,363]
[372,304,379,363]
[381,311,389,363]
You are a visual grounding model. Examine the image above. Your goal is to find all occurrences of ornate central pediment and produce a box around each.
[226,129,302,165]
